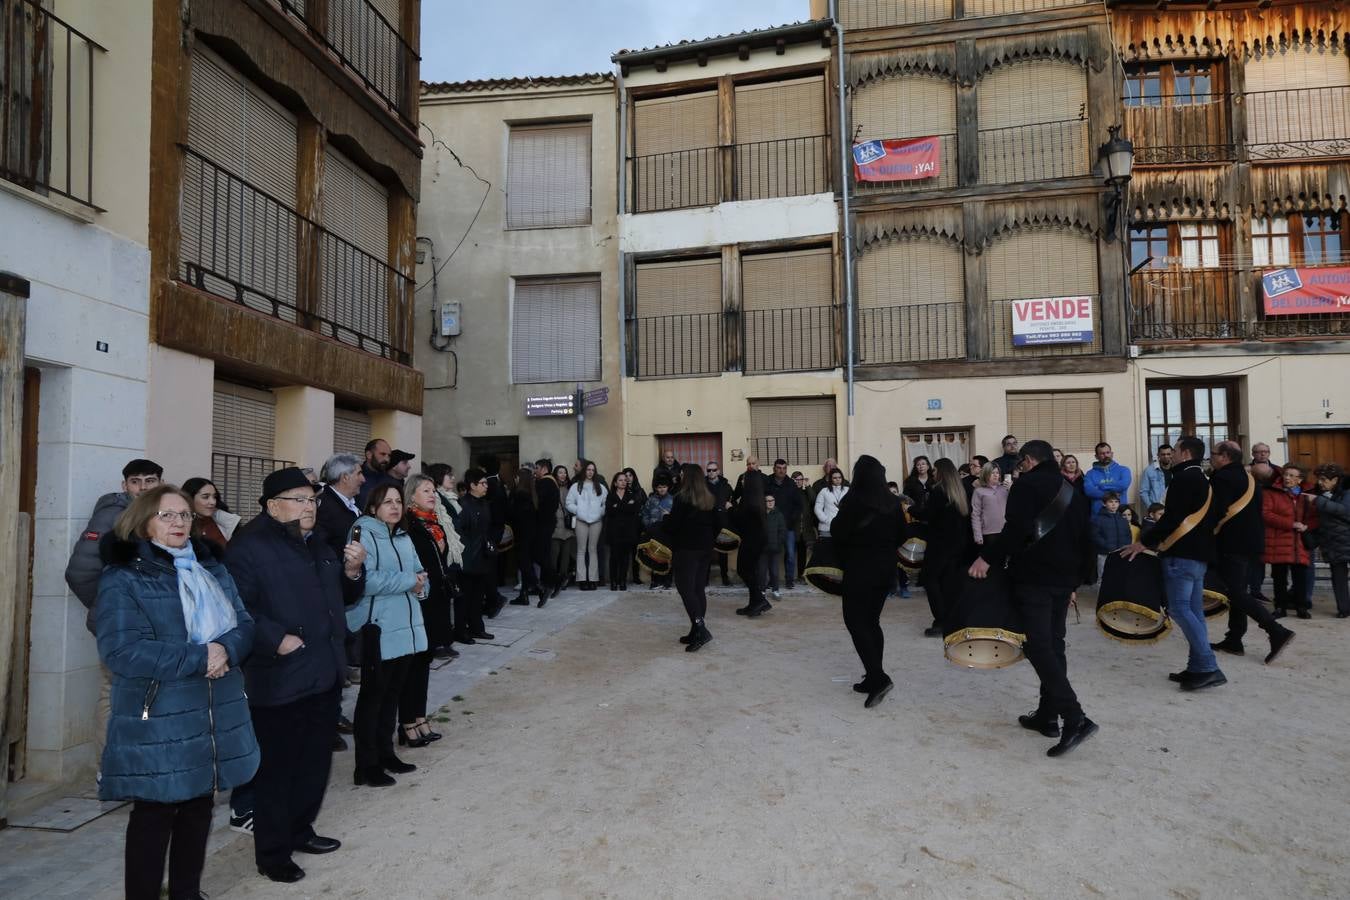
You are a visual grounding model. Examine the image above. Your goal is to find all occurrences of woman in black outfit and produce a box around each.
[622,467,647,586]
[400,473,452,747]
[508,467,545,605]
[902,455,935,519]
[731,473,770,617]
[668,462,721,651]
[831,455,906,708]
[451,468,494,644]
[605,471,642,590]
[921,457,974,637]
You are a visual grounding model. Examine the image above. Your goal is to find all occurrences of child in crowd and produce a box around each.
[1121,504,1141,542]
[641,477,674,589]
[762,494,787,598]
[1091,490,1133,577]
[1140,502,1165,543]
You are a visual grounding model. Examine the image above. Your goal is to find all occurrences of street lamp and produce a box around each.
[1099,124,1135,240]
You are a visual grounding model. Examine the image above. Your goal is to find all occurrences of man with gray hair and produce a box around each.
[316,452,366,559]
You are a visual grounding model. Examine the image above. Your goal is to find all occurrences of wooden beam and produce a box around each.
[0,288,25,824]
[854,355,1129,382]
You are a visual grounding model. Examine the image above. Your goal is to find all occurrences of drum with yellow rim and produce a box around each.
[943,566,1026,669]
[714,528,741,554]
[803,538,843,596]
[636,538,672,576]
[1096,551,1171,643]
[1203,568,1230,618]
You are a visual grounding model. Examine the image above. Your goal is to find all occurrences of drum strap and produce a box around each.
[1158,486,1212,553]
[1214,473,1255,534]
[1028,481,1075,547]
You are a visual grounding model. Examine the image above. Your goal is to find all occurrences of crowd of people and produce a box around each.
[64,430,1350,896]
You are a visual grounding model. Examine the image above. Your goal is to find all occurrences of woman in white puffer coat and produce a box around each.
[814,468,849,537]
[565,459,608,590]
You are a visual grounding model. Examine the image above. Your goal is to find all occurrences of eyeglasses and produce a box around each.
[154,511,194,524]
[274,495,321,507]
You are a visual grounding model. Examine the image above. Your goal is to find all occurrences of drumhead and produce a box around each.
[1202,588,1229,618]
[943,628,1026,669]
[636,539,672,575]
[1097,601,1171,643]
[803,566,844,596]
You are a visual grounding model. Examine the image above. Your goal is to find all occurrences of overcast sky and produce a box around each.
[421,0,814,83]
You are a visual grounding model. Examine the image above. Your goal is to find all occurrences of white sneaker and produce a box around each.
[229,811,254,835]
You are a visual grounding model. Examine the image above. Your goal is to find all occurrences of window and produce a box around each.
[1124,62,1217,107]
[323,148,389,260]
[1179,223,1220,269]
[632,258,723,378]
[506,122,592,228]
[856,235,965,362]
[631,92,718,212]
[655,433,723,472]
[986,227,1101,358]
[1005,391,1103,460]
[749,397,838,470]
[1146,380,1237,458]
[1302,214,1344,266]
[978,60,1089,184]
[1123,65,1163,108]
[511,276,602,384]
[741,247,835,373]
[1129,222,1225,269]
[733,76,828,200]
[1130,226,1169,270]
[1251,217,1291,268]
[852,72,957,191]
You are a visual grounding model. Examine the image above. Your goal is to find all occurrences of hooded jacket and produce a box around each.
[66,491,131,633]
[347,515,428,661]
[1084,459,1133,515]
[814,485,849,535]
[95,536,259,803]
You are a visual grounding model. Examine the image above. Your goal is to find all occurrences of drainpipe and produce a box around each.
[615,66,629,463]
[830,1,857,434]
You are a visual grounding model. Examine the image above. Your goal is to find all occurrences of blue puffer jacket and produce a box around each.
[95,536,259,803]
[346,516,427,661]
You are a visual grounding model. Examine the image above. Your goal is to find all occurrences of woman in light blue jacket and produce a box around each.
[347,483,427,787]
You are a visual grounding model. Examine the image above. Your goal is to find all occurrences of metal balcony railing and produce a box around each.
[211,452,294,522]
[179,147,412,363]
[629,145,719,213]
[628,311,725,378]
[1245,85,1350,161]
[628,134,831,212]
[751,435,837,471]
[742,305,838,374]
[978,117,1090,184]
[0,0,105,209]
[856,302,966,364]
[734,134,830,201]
[1125,92,1235,165]
[854,133,958,193]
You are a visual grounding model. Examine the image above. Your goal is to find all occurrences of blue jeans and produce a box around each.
[783,530,797,584]
[1163,556,1219,673]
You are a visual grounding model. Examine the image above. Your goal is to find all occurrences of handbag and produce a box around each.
[1301,529,1319,552]
[347,540,383,672]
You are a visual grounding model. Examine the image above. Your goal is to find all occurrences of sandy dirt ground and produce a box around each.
[12,583,1348,899]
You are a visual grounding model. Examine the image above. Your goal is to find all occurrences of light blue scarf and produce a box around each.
[153,541,238,644]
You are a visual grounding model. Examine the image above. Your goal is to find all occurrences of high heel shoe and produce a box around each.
[398,725,432,748]
[416,719,442,742]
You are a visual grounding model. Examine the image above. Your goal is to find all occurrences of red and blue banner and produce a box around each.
[1262,266,1350,315]
[852,137,941,182]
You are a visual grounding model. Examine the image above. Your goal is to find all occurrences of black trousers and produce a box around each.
[1011,582,1082,724]
[1271,563,1310,612]
[924,561,960,631]
[353,654,410,770]
[1217,553,1280,642]
[608,542,636,586]
[124,794,214,900]
[533,533,555,590]
[456,571,488,637]
[250,687,339,869]
[674,549,712,622]
[842,582,889,682]
[398,648,432,724]
[737,548,765,606]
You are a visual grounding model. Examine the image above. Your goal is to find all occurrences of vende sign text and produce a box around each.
[1011,296,1094,346]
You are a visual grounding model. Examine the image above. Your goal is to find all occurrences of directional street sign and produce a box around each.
[524,394,575,417]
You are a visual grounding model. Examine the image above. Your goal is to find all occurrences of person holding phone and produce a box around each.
[347,484,428,788]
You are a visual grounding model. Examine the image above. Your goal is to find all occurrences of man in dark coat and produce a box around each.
[534,458,560,600]
[477,453,511,615]
[705,460,733,585]
[1209,441,1295,663]
[1122,436,1225,692]
[355,438,394,508]
[765,459,803,589]
[993,436,1020,479]
[653,448,681,490]
[315,452,365,559]
[972,439,1096,758]
[226,468,367,883]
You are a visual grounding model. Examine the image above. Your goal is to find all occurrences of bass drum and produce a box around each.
[714,528,741,554]
[803,538,843,596]
[635,523,672,576]
[1096,552,1171,643]
[1203,568,1230,618]
[897,523,928,575]
[943,565,1026,669]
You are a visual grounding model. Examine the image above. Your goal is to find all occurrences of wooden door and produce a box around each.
[1286,429,1350,473]
[0,291,30,820]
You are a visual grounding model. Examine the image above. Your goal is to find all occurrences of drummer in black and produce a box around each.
[1209,440,1296,664]
[970,439,1097,757]
[669,463,722,652]
[831,455,906,709]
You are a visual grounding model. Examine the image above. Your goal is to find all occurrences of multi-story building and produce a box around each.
[1,0,424,798]
[614,21,846,476]
[1106,0,1350,470]
[416,74,621,475]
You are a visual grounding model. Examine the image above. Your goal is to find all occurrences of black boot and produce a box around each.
[685,621,712,652]
[509,589,530,606]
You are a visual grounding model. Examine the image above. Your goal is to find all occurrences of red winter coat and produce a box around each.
[1262,487,1318,566]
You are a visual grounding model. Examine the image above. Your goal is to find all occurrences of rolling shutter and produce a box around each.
[978,60,1088,183]
[323,147,388,260]
[333,408,372,456]
[734,76,828,199]
[507,122,592,228]
[966,0,1079,17]
[1006,390,1103,460]
[182,48,299,316]
[856,236,965,362]
[749,397,838,469]
[742,247,834,372]
[634,258,723,377]
[852,73,957,191]
[986,228,1101,357]
[734,77,825,143]
[212,382,287,519]
[632,91,719,211]
[511,276,602,384]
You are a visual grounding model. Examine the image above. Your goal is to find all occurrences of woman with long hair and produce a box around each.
[605,471,642,590]
[830,455,906,708]
[398,473,454,748]
[425,463,469,650]
[182,477,241,550]
[731,472,770,617]
[668,463,721,651]
[1061,454,1086,494]
[508,466,546,605]
[921,457,973,638]
[551,464,576,592]
[902,455,934,518]
[565,459,607,590]
[622,467,648,586]
[814,468,849,537]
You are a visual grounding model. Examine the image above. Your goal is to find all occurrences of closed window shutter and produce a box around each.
[857,237,965,362]
[507,123,592,229]
[320,147,390,348]
[853,73,957,190]
[333,408,372,456]
[212,382,287,519]
[839,0,952,28]
[742,248,834,372]
[633,91,719,211]
[634,258,723,377]
[183,49,299,315]
[749,397,837,469]
[1245,46,1350,152]
[987,228,1101,357]
[734,77,827,199]
[966,0,1079,16]
[978,60,1087,183]
[1005,390,1103,460]
[323,147,388,260]
[511,276,602,384]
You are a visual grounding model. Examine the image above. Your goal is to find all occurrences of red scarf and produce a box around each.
[410,506,446,551]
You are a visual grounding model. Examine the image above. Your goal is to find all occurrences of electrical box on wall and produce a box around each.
[439,302,462,336]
